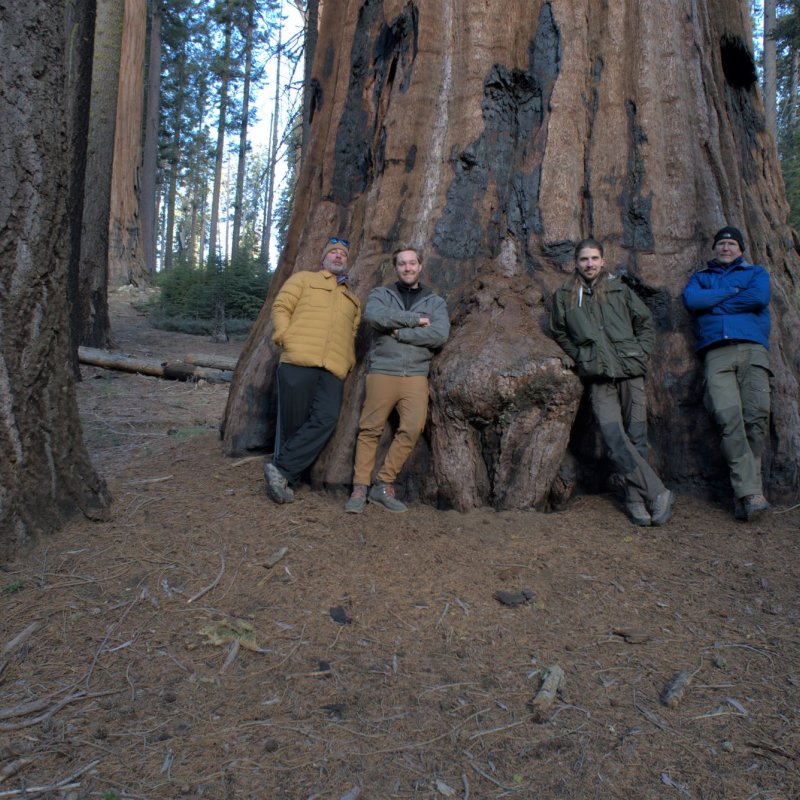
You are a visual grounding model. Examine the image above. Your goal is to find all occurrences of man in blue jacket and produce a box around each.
[344,246,450,513]
[682,226,772,521]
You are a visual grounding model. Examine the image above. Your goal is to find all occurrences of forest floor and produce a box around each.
[1,291,799,800]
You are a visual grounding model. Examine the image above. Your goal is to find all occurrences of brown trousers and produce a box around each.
[353,374,429,485]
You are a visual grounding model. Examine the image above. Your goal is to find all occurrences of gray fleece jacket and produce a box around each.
[365,283,450,376]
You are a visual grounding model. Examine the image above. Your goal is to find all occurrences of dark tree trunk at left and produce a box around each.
[78,0,124,348]
[65,0,98,367]
[0,0,111,558]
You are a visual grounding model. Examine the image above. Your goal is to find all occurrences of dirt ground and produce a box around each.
[1,291,798,800]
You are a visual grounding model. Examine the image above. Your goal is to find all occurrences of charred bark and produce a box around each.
[224,0,800,510]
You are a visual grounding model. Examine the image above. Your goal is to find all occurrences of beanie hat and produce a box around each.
[713,226,745,252]
[322,238,350,259]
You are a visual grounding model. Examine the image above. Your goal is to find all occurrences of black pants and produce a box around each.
[274,363,343,482]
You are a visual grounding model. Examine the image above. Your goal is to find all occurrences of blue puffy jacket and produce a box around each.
[682,257,770,352]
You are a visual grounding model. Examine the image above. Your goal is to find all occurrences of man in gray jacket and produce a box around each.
[345,246,450,513]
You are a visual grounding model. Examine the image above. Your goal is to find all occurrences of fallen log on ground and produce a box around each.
[185,353,239,371]
[78,347,233,383]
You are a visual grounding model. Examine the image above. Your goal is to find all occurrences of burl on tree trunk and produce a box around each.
[224,0,800,510]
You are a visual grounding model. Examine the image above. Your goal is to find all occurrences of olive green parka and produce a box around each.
[550,272,655,380]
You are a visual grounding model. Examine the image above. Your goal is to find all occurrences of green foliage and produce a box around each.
[154,255,269,331]
[3,580,24,594]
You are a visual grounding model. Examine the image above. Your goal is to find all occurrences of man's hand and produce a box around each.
[418,316,431,327]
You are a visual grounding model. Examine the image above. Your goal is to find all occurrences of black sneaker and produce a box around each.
[263,462,294,504]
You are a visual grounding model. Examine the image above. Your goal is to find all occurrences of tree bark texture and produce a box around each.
[763,0,776,141]
[224,0,800,510]
[108,0,148,287]
[0,0,111,557]
[140,0,162,275]
[77,0,123,347]
[65,0,97,367]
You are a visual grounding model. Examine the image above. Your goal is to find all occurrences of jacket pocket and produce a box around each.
[618,342,648,376]
[577,344,601,377]
[308,284,333,307]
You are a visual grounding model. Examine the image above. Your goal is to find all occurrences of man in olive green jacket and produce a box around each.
[550,238,674,527]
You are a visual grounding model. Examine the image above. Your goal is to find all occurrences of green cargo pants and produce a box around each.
[703,343,771,499]
[589,376,666,504]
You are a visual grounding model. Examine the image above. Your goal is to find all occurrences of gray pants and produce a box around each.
[589,377,665,504]
[703,343,771,498]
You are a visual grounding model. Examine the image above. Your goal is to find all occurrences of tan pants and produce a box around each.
[353,374,429,485]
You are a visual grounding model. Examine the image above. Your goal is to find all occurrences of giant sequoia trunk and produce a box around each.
[0,0,111,556]
[224,0,800,510]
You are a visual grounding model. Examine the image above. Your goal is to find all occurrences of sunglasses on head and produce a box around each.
[328,237,349,247]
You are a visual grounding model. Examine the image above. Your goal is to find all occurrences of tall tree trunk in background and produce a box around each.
[65,0,98,369]
[108,0,148,287]
[162,77,182,271]
[258,113,273,268]
[208,3,232,343]
[231,1,256,264]
[261,19,283,271]
[223,0,800,511]
[764,0,777,141]
[0,0,111,557]
[140,0,162,275]
[207,8,232,271]
[186,79,209,267]
[300,0,318,166]
[78,0,124,347]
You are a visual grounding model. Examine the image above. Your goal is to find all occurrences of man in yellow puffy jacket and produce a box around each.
[263,238,361,504]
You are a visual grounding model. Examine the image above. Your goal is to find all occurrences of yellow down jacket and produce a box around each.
[271,269,361,380]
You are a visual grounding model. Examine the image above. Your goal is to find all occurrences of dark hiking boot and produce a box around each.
[344,484,368,514]
[368,482,408,513]
[625,500,651,527]
[263,462,294,504]
[649,489,675,526]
